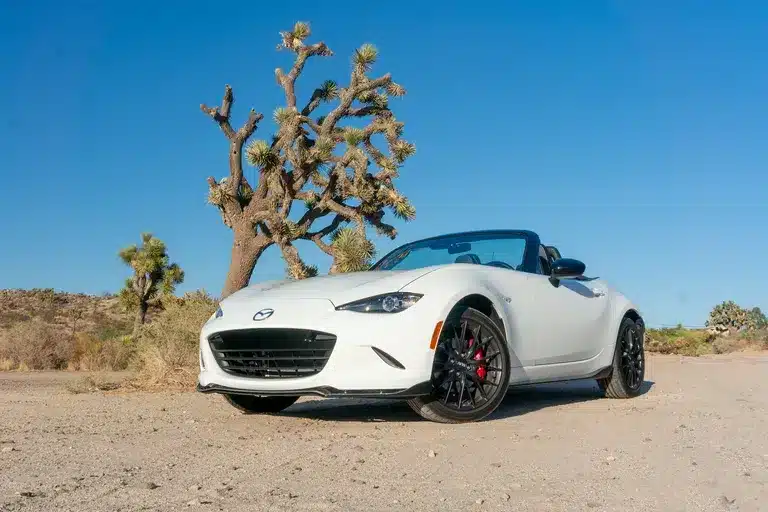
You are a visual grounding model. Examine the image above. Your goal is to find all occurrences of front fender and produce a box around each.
[401,273,524,368]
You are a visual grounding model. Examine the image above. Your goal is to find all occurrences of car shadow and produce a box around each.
[279,379,655,423]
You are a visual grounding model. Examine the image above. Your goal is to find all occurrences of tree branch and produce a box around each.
[200,85,237,140]
[304,213,346,240]
[321,73,392,134]
[277,43,331,109]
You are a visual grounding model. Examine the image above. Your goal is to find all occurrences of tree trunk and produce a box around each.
[133,302,148,336]
[221,228,270,299]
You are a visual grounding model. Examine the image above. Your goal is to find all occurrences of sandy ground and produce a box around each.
[1,353,767,512]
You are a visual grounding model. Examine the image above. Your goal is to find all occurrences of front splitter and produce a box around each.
[196,380,432,399]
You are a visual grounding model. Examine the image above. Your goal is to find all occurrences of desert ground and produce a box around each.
[1,353,766,512]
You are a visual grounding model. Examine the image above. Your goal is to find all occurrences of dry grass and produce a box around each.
[0,287,216,390]
[0,288,135,371]
[0,319,134,371]
[127,290,217,390]
[646,326,768,356]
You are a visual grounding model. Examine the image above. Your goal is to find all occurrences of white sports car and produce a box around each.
[197,229,646,423]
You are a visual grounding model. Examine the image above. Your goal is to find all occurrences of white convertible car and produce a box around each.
[197,229,645,423]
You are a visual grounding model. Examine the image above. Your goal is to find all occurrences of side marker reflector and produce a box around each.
[429,321,444,350]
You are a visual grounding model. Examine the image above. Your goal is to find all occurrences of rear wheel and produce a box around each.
[407,307,511,423]
[597,317,645,398]
[223,394,300,414]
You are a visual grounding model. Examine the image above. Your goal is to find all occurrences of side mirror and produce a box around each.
[549,258,586,286]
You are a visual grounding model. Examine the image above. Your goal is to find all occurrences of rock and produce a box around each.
[606,456,616,462]
[509,483,522,491]
[428,450,436,458]
[145,482,160,490]
[188,484,201,491]
[587,502,601,508]
[475,498,484,505]
[1,446,15,453]
[502,493,511,501]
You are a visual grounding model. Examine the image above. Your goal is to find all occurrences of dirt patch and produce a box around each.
[1,354,766,511]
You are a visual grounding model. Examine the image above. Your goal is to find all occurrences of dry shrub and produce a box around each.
[130,290,217,389]
[0,318,73,369]
[713,329,768,354]
[645,326,716,356]
[0,316,133,371]
[68,332,134,371]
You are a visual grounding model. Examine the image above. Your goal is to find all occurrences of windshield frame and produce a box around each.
[369,229,542,273]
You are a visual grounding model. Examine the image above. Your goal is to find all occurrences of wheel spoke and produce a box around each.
[457,377,466,409]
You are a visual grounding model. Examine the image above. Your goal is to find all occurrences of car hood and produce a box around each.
[223,267,440,307]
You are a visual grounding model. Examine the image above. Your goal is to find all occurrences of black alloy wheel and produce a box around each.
[407,307,511,423]
[619,322,644,390]
[598,316,645,398]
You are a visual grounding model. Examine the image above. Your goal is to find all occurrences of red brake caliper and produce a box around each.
[468,337,487,380]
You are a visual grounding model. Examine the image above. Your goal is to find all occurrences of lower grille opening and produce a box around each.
[208,328,336,379]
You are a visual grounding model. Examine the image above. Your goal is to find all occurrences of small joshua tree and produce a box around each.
[118,233,185,334]
[201,21,415,298]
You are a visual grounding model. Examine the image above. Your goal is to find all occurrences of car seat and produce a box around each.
[454,253,481,264]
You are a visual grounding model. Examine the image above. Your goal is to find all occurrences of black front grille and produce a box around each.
[208,328,336,379]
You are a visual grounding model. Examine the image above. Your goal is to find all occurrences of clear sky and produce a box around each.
[1,0,765,327]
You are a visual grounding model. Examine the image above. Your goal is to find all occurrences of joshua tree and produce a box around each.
[200,21,415,298]
[118,233,185,334]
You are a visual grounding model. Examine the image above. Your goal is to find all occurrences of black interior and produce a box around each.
[454,253,481,264]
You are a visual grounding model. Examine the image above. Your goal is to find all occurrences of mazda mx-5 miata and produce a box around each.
[197,229,646,423]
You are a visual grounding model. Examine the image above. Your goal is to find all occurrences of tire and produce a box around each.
[407,307,511,423]
[223,394,300,414]
[597,316,645,398]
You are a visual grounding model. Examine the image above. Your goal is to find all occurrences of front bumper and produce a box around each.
[197,297,441,397]
[196,381,432,398]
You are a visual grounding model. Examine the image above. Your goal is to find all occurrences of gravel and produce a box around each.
[1,353,766,511]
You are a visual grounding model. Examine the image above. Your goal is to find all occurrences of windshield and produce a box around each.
[372,231,530,272]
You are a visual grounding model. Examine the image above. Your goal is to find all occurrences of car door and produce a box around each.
[527,248,611,366]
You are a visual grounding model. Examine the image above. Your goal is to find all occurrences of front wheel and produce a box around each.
[597,317,645,398]
[407,307,511,423]
[223,394,300,414]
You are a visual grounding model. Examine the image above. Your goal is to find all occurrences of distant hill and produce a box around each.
[0,288,131,336]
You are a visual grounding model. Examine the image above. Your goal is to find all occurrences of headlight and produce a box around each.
[210,306,223,321]
[335,293,422,313]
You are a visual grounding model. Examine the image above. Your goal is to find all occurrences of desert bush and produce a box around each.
[129,290,218,389]
[712,329,768,354]
[68,332,134,371]
[0,318,72,369]
[706,300,749,331]
[746,307,767,330]
[0,306,133,371]
[645,326,716,356]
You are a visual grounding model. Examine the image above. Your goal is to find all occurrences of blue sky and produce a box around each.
[1,0,765,327]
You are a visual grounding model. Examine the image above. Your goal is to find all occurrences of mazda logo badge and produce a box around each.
[253,308,274,321]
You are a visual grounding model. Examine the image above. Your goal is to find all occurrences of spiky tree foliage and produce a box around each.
[201,21,415,298]
[118,233,185,334]
[746,307,767,330]
[706,300,748,331]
